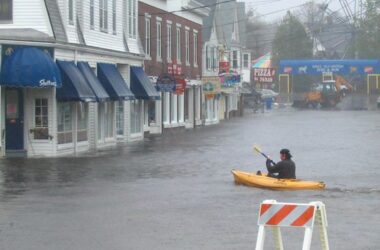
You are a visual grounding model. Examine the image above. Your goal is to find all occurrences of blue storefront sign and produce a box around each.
[156,74,176,92]
[220,73,241,88]
[279,60,380,75]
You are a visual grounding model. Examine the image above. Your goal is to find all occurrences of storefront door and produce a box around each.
[5,89,24,151]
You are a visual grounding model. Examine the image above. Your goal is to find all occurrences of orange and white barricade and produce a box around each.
[255,200,329,250]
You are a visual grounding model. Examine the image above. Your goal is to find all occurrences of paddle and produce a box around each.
[253,145,276,165]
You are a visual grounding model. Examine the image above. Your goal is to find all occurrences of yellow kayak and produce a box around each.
[231,169,325,190]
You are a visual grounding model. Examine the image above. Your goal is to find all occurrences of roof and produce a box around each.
[0,29,55,42]
[198,0,217,42]
[44,0,68,42]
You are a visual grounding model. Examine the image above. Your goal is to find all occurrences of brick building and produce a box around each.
[138,0,208,133]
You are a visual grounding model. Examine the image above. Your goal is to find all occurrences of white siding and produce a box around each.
[0,0,53,36]
[81,0,125,51]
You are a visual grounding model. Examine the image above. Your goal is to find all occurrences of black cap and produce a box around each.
[280,148,292,158]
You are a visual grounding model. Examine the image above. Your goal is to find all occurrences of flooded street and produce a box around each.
[0,108,379,250]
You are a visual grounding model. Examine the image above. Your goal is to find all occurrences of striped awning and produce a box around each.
[252,53,272,68]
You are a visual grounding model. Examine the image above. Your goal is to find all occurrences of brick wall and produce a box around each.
[138,2,202,80]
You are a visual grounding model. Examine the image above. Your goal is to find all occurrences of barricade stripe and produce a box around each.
[277,205,313,227]
[291,206,315,227]
[266,205,296,225]
[260,204,272,216]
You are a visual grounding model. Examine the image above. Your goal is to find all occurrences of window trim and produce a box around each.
[167,23,172,62]
[193,31,198,67]
[156,21,162,61]
[176,26,181,63]
[34,98,49,140]
[185,29,190,65]
[145,16,151,56]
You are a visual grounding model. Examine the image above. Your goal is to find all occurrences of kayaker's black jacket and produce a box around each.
[266,159,296,179]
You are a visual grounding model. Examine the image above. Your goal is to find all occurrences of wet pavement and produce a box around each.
[0,107,380,249]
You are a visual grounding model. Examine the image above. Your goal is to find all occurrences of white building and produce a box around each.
[200,0,250,122]
[0,0,159,157]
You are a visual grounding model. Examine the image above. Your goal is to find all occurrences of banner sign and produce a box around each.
[156,74,176,92]
[279,60,380,75]
[175,76,186,95]
[219,61,230,74]
[253,68,276,83]
[220,73,241,88]
[202,76,221,99]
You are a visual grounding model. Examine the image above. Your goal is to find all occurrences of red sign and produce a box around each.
[175,76,186,94]
[219,61,230,74]
[253,68,276,83]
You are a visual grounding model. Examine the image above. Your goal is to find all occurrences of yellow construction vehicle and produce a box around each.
[302,80,341,108]
[335,75,353,96]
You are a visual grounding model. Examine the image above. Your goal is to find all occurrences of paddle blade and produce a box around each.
[253,145,262,154]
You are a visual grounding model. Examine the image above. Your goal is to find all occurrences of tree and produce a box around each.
[272,12,313,67]
[246,9,274,59]
[354,0,380,59]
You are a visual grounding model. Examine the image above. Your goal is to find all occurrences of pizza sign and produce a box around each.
[253,68,276,83]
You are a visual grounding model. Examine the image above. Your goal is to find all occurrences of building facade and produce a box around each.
[200,0,251,122]
[0,0,159,157]
[138,0,207,133]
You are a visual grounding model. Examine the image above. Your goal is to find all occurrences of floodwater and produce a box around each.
[0,108,379,250]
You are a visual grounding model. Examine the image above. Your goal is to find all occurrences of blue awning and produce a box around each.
[77,62,110,102]
[97,63,135,101]
[56,60,97,102]
[130,66,160,100]
[0,47,62,87]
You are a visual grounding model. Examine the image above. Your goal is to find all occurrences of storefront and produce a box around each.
[130,66,160,139]
[97,63,135,145]
[156,73,186,130]
[220,72,241,119]
[0,46,61,157]
[202,76,221,125]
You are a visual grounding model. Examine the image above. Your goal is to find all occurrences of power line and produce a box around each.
[138,0,235,17]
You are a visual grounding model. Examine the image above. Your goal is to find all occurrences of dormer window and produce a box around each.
[0,0,12,22]
[128,0,137,38]
[100,0,108,32]
[68,0,74,25]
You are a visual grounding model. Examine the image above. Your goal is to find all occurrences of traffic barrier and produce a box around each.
[255,200,329,250]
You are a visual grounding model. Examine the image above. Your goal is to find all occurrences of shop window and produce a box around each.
[116,101,124,136]
[104,102,114,138]
[34,98,49,140]
[130,100,142,134]
[77,103,88,142]
[57,102,73,144]
[171,93,177,123]
[0,0,12,22]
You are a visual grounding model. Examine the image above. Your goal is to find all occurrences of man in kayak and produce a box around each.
[265,149,296,179]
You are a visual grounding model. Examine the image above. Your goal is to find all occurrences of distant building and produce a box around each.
[138,0,207,132]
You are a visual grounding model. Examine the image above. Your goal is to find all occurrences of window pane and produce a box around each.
[0,0,12,21]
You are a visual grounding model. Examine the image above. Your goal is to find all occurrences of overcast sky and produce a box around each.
[238,0,344,22]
